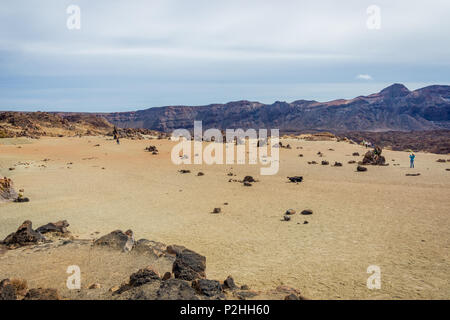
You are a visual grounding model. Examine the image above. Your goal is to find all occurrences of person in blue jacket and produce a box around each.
[409,153,416,168]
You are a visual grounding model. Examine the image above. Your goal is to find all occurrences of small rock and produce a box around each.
[285,209,296,215]
[129,267,161,287]
[212,208,221,214]
[162,272,172,281]
[197,172,204,176]
[283,215,291,221]
[192,279,224,297]
[243,182,252,187]
[243,176,256,183]
[287,176,303,183]
[223,276,237,290]
[357,165,368,172]
[285,294,300,300]
[301,209,313,215]
[321,160,329,165]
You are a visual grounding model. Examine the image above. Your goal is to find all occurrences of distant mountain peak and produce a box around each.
[379,83,410,97]
[103,84,450,132]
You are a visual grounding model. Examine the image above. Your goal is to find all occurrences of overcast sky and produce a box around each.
[1,0,449,112]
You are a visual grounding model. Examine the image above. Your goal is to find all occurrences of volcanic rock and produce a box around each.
[93,230,135,252]
[23,288,60,300]
[192,279,224,298]
[2,221,45,248]
[172,249,206,281]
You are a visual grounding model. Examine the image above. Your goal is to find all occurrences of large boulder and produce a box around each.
[93,230,135,252]
[362,146,386,165]
[172,249,206,281]
[2,221,45,248]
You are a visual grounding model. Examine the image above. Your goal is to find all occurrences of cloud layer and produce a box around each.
[1,0,449,111]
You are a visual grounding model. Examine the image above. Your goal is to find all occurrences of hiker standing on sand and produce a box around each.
[409,153,416,168]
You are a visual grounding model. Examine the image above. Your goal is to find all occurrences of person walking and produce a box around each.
[409,152,416,168]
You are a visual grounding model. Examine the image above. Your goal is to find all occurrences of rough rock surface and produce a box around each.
[93,229,135,252]
[362,146,386,165]
[0,177,18,202]
[172,249,207,281]
[2,220,45,247]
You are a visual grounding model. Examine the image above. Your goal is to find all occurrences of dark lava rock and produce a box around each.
[212,208,221,214]
[243,176,256,183]
[301,210,313,215]
[179,170,191,174]
[93,230,134,252]
[0,279,17,300]
[362,146,386,165]
[223,276,237,290]
[285,209,296,215]
[197,172,204,176]
[172,249,206,281]
[2,220,45,247]
[333,162,343,167]
[145,145,158,152]
[436,159,446,163]
[129,267,161,287]
[348,160,356,164]
[156,279,199,300]
[13,196,30,203]
[357,165,368,172]
[287,176,303,183]
[23,288,60,300]
[162,272,172,281]
[243,182,252,187]
[36,220,70,235]
[283,216,291,221]
[352,152,360,156]
[321,160,329,165]
[405,173,421,176]
[192,279,224,298]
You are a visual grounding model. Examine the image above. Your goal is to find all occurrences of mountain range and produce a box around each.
[103,84,450,133]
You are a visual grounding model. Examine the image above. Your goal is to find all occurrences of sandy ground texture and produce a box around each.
[0,136,449,299]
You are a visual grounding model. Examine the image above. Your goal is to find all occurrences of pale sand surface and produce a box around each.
[1,136,449,299]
